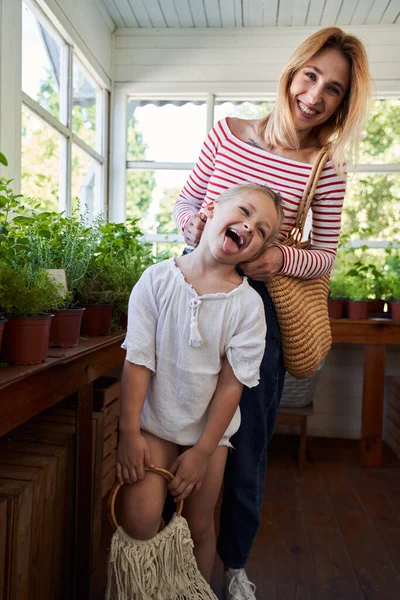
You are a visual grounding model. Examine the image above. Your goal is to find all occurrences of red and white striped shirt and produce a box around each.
[173,118,346,279]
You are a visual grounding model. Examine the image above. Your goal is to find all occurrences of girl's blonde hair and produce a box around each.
[215,183,284,244]
[259,27,372,174]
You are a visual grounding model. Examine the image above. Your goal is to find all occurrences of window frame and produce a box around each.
[21,0,109,217]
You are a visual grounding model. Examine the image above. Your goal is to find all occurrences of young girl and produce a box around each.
[116,182,282,584]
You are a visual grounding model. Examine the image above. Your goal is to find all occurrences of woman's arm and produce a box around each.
[168,359,243,501]
[242,164,346,281]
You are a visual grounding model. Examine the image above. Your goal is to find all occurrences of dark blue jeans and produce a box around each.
[216,278,285,568]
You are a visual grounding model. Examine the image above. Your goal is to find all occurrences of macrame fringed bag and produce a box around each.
[266,148,332,380]
[106,467,218,600]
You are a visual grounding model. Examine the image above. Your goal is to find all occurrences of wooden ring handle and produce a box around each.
[108,467,184,531]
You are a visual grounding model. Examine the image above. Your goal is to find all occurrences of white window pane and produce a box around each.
[71,144,101,215]
[72,58,101,151]
[359,99,400,164]
[127,101,207,163]
[127,168,190,233]
[22,3,61,121]
[344,173,400,241]
[214,101,273,123]
[21,106,61,212]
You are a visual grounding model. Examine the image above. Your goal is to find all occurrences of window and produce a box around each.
[125,100,207,256]
[214,100,273,123]
[21,1,108,217]
[343,99,400,244]
[123,96,399,258]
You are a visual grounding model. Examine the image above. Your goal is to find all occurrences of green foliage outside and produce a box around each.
[343,99,400,240]
[22,68,102,212]
[126,117,156,220]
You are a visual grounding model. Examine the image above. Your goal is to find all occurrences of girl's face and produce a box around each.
[289,47,351,138]
[205,190,280,264]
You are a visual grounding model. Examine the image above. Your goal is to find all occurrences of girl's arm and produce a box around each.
[117,268,159,485]
[168,359,243,502]
[117,360,155,485]
[195,359,243,456]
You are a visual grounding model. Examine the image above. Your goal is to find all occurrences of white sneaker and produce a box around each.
[224,568,257,600]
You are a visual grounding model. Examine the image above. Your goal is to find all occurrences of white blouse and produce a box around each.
[122,258,266,446]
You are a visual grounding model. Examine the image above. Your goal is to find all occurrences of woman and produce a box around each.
[173,27,371,600]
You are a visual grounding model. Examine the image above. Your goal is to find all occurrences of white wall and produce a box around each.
[114,26,400,97]
[310,346,400,440]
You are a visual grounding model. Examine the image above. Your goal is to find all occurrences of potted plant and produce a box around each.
[0,264,64,364]
[328,274,347,319]
[0,162,64,362]
[383,247,400,321]
[76,218,153,334]
[343,265,371,320]
[24,210,98,346]
[387,276,400,321]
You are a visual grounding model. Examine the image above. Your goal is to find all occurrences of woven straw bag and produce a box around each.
[106,467,218,600]
[266,148,332,379]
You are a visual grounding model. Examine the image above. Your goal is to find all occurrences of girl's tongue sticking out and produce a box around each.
[223,227,244,255]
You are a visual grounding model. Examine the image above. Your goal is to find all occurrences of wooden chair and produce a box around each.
[276,404,313,469]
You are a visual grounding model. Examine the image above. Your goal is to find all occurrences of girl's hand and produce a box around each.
[240,246,284,282]
[183,214,206,247]
[116,431,155,485]
[168,447,209,502]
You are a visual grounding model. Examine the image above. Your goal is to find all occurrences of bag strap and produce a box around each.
[108,467,184,531]
[285,147,329,247]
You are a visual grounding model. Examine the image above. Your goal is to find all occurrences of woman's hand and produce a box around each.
[168,447,209,502]
[116,431,155,485]
[240,246,284,282]
[183,214,206,247]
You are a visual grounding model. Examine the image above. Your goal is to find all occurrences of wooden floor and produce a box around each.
[92,436,400,600]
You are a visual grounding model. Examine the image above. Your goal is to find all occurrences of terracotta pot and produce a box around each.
[49,307,86,347]
[328,298,345,319]
[80,304,113,336]
[347,301,369,321]
[0,318,7,352]
[391,301,400,321]
[1,314,53,365]
[119,312,128,329]
[368,299,385,315]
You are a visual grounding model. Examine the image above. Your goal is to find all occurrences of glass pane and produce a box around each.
[22,3,61,120]
[342,172,400,240]
[127,167,189,237]
[214,101,274,123]
[359,99,400,164]
[71,144,100,215]
[127,101,207,163]
[21,106,61,212]
[72,58,100,150]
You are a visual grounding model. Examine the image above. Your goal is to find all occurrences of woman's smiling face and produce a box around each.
[289,47,351,137]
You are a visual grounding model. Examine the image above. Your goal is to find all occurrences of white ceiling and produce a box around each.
[101,0,400,28]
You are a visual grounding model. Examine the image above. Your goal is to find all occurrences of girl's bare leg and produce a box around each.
[119,431,179,539]
[183,446,228,582]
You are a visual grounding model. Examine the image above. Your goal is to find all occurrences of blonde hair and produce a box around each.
[260,27,372,174]
[215,183,283,244]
